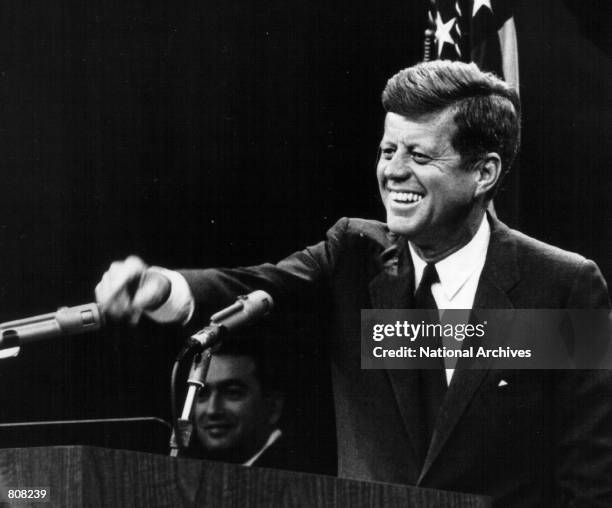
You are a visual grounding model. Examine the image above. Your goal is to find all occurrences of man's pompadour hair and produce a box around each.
[382,60,521,198]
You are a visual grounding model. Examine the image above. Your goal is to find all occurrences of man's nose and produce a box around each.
[204,392,223,415]
[384,154,412,180]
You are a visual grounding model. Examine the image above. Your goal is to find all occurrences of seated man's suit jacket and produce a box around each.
[180,216,612,508]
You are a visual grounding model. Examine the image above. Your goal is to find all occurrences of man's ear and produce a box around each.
[266,393,284,426]
[474,152,502,199]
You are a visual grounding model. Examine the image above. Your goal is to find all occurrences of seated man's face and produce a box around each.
[194,354,281,463]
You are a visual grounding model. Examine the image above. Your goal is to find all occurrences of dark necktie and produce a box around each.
[415,263,446,459]
[415,263,439,311]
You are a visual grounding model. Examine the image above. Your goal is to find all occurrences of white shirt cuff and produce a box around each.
[144,267,194,324]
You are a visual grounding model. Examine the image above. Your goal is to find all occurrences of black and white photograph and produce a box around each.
[0,1,610,506]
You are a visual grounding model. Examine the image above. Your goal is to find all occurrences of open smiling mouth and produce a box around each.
[204,424,233,436]
[389,191,424,204]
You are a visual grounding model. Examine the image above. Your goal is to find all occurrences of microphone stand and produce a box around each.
[167,291,273,457]
[169,345,215,458]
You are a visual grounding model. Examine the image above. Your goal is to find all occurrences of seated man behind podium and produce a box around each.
[186,323,329,474]
[95,60,612,507]
[187,327,284,467]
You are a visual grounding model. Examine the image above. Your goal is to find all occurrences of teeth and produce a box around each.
[389,191,423,203]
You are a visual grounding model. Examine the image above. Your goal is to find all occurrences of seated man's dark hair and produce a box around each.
[213,321,285,396]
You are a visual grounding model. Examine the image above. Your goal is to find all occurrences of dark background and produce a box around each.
[0,0,609,473]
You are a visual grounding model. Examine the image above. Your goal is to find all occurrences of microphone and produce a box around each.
[186,290,274,352]
[0,303,103,355]
[0,291,273,358]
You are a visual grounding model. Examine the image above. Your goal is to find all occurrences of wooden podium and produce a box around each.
[0,446,490,507]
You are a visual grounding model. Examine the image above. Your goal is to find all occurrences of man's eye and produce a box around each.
[380,148,395,160]
[410,151,431,164]
[223,387,246,400]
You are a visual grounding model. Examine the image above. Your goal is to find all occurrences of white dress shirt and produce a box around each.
[144,266,194,324]
[409,215,491,384]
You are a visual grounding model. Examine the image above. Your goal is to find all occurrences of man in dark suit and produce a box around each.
[95,60,612,506]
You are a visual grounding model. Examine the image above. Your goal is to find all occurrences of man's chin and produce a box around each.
[202,435,234,449]
[386,216,419,237]
[200,431,236,452]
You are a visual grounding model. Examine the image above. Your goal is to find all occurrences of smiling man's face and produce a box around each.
[194,355,280,463]
[377,109,484,259]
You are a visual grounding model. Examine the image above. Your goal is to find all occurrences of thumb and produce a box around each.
[132,270,172,312]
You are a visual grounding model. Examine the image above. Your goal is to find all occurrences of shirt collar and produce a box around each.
[409,215,490,301]
[242,429,282,467]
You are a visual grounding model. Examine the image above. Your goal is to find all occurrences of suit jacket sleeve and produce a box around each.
[555,259,612,507]
[178,217,350,329]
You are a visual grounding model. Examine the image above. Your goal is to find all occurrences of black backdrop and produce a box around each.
[0,0,609,473]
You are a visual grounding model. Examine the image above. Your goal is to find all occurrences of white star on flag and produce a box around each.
[435,11,457,57]
[472,0,492,17]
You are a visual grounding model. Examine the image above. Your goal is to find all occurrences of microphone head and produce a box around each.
[242,290,274,316]
[189,290,274,352]
[210,290,274,330]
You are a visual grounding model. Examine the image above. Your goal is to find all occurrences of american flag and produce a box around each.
[425,0,519,90]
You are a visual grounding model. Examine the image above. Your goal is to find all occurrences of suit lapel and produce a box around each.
[418,215,521,483]
[368,238,425,463]
[367,233,412,308]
